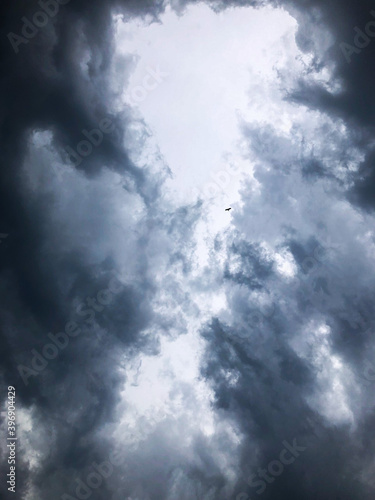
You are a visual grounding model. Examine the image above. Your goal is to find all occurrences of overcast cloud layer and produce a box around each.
[1,0,375,499]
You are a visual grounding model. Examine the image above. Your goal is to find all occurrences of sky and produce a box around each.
[1,0,375,499]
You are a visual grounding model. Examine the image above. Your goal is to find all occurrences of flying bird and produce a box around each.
[225,207,232,211]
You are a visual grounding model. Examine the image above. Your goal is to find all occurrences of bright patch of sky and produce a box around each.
[113,4,299,216]
[111,1,352,460]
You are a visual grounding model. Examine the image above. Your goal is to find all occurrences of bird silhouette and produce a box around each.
[225,207,231,211]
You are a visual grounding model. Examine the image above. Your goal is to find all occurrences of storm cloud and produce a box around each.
[0,0,375,499]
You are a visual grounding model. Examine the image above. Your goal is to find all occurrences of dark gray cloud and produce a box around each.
[196,38,375,496]
[200,218,375,498]
[0,1,184,498]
